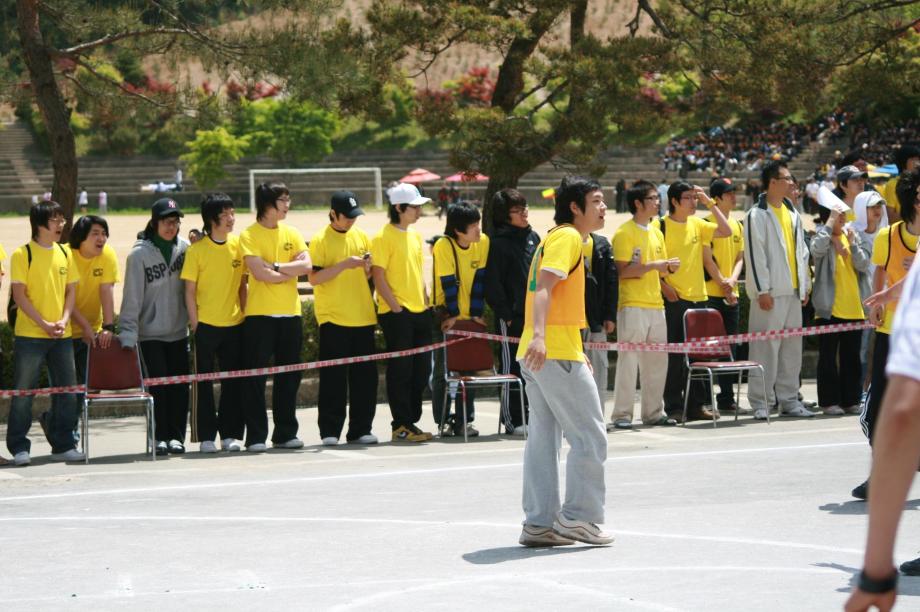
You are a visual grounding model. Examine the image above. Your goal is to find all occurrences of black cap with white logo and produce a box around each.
[331,191,364,218]
[151,197,183,219]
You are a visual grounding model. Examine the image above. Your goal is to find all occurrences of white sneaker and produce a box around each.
[221,438,242,452]
[843,405,862,415]
[753,409,769,420]
[511,425,527,436]
[272,438,304,449]
[519,525,575,547]
[781,404,816,418]
[353,434,378,444]
[321,437,339,446]
[822,405,844,416]
[13,451,31,466]
[552,514,614,546]
[199,440,218,454]
[50,448,85,462]
[246,443,267,453]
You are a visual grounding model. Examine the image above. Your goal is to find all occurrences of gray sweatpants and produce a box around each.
[520,359,607,527]
[747,294,803,412]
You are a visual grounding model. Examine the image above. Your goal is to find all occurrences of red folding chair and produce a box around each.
[441,320,526,442]
[81,342,156,463]
[682,308,768,427]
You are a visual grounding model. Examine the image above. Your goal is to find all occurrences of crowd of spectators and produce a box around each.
[847,120,920,166]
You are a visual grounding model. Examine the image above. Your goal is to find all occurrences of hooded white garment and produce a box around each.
[853,190,890,276]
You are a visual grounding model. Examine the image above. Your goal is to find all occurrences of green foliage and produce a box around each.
[230,98,339,164]
[180,127,250,191]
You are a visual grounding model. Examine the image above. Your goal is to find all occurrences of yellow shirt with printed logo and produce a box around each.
[661,215,716,302]
[371,223,427,314]
[612,220,667,310]
[770,203,799,290]
[705,215,744,298]
[181,234,245,327]
[240,222,307,317]
[831,234,865,320]
[516,225,586,362]
[10,241,79,338]
[66,243,119,337]
[872,223,918,334]
[432,235,490,320]
[309,225,376,327]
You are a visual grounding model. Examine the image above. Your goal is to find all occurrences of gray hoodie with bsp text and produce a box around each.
[118,236,189,348]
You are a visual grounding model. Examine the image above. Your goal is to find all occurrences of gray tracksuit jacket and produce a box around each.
[743,195,811,301]
[809,224,871,320]
[118,235,189,347]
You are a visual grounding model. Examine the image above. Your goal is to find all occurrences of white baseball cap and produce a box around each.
[387,183,431,206]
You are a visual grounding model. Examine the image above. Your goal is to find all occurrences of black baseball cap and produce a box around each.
[331,191,364,219]
[151,197,183,219]
[837,165,869,183]
[709,178,736,199]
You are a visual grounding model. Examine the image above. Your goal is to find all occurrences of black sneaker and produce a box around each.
[900,556,920,576]
[155,441,168,456]
[852,479,869,501]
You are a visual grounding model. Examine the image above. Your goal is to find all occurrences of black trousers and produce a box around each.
[863,332,890,445]
[497,318,528,429]
[379,310,432,430]
[706,297,740,407]
[140,338,190,442]
[816,317,863,409]
[664,298,709,415]
[242,316,303,446]
[194,323,245,442]
[317,322,378,441]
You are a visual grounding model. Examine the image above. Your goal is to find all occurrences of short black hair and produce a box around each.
[444,202,481,239]
[761,160,788,192]
[895,145,920,173]
[491,188,527,226]
[553,175,602,225]
[200,192,234,234]
[627,180,657,215]
[255,181,289,220]
[817,205,832,225]
[896,167,920,225]
[69,215,109,249]
[841,150,865,168]
[666,181,693,214]
[29,201,64,240]
[388,203,409,223]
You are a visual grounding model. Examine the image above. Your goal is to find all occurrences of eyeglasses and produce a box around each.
[49,217,66,225]
[776,175,794,182]
[161,217,182,228]
[643,195,661,202]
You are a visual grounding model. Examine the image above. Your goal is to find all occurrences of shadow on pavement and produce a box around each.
[463,544,607,565]
[818,499,920,516]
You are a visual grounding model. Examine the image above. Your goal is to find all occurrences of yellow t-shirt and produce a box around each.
[882,177,899,213]
[370,224,427,314]
[872,224,918,334]
[661,215,716,302]
[516,225,585,362]
[705,215,744,298]
[0,242,6,274]
[612,219,666,310]
[309,225,376,327]
[432,234,490,319]
[180,234,245,327]
[770,203,799,290]
[10,241,79,338]
[240,222,308,317]
[831,235,865,320]
[67,243,119,337]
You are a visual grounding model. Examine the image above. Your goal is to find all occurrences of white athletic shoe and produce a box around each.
[353,434,378,444]
[246,443,267,453]
[13,451,31,466]
[199,440,218,454]
[221,438,242,452]
[552,514,614,546]
[49,448,85,462]
[321,437,339,446]
[519,525,575,547]
[511,425,527,436]
[781,404,816,418]
[753,409,769,420]
[843,405,862,415]
[822,405,844,416]
[272,438,304,449]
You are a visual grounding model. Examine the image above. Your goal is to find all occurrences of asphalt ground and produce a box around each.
[2,380,919,611]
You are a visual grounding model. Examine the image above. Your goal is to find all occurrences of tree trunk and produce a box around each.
[17,0,77,236]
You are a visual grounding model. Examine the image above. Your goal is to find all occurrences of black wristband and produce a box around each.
[101,324,116,333]
[858,569,898,593]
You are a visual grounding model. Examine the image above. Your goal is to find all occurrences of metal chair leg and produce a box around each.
[149,399,156,461]
[760,366,769,424]
[439,381,451,438]
[682,370,692,425]
[735,371,742,422]
[708,369,718,428]
[460,382,468,442]
[519,382,527,440]
[82,399,89,464]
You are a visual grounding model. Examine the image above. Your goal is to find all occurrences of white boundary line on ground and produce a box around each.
[0,441,862,503]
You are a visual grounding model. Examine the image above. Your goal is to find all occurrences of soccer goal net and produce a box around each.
[248,167,383,213]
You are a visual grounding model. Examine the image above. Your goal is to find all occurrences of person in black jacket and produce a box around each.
[583,232,618,414]
[485,189,540,435]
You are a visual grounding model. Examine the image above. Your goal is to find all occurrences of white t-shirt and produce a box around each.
[886,257,920,382]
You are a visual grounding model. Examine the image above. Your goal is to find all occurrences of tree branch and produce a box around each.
[59,28,186,57]
[71,57,170,108]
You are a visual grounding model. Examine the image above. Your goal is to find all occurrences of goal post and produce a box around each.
[248,167,383,213]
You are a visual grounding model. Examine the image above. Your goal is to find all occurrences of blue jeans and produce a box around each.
[6,337,78,455]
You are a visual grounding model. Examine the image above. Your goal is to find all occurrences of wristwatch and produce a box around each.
[101,324,116,333]
[272,262,280,273]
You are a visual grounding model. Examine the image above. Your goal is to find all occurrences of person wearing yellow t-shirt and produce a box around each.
[659,181,732,422]
[836,165,869,223]
[810,207,870,416]
[609,180,681,430]
[307,191,378,447]
[7,201,82,466]
[516,176,613,548]
[879,145,919,224]
[703,178,746,412]
[431,202,490,438]
[371,183,433,443]
[239,182,311,453]
[743,161,814,420]
[181,194,247,454]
